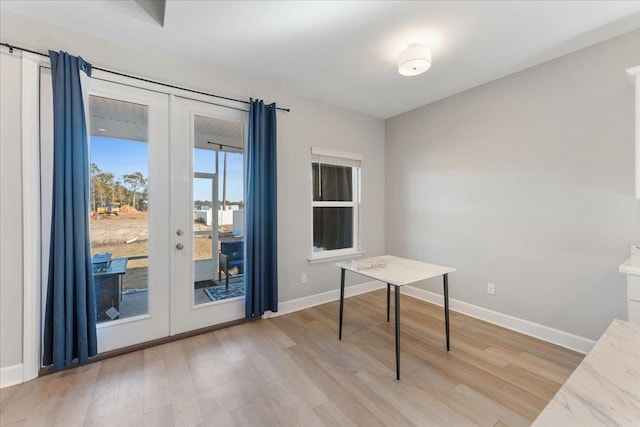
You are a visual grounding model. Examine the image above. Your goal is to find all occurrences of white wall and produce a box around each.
[0,11,385,372]
[0,51,24,370]
[386,29,640,341]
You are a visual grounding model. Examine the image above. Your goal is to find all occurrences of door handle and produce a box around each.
[176,243,184,250]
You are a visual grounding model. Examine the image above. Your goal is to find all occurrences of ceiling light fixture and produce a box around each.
[398,43,431,76]
[98,128,107,132]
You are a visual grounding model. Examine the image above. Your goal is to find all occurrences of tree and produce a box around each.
[90,163,101,212]
[139,187,149,211]
[123,172,146,210]
[114,180,126,205]
[94,171,116,208]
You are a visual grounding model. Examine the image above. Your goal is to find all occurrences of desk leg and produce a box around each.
[443,273,450,351]
[395,285,401,380]
[386,283,390,322]
[339,268,345,340]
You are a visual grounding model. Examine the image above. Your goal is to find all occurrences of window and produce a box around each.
[311,147,362,260]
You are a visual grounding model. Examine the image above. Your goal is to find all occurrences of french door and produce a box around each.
[170,96,246,334]
[41,75,247,355]
[84,78,171,352]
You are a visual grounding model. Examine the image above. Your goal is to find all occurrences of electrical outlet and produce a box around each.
[487,282,496,295]
[301,273,307,284]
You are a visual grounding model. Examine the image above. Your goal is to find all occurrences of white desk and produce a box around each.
[336,255,456,380]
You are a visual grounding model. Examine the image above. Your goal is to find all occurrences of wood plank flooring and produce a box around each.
[0,290,583,426]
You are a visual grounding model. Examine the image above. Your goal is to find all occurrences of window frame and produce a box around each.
[309,147,363,263]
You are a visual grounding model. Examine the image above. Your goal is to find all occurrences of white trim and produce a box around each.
[307,250,365,264]
[22,53,46,384]
[311,146,362,161]
[402,285,595,354]
[0,364,24,389]
[266,280,384,318]
[254,281,596,354]
[313,201,355,208]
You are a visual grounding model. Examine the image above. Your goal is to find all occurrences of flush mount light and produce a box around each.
[398,43,431,76]
[98,128,107,132]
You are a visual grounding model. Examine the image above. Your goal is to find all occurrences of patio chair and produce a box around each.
[219,241,244,290]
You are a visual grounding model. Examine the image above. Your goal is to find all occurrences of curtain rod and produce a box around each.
[1,42,291,113]
[207,141,243,151]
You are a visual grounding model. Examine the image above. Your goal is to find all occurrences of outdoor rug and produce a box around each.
[203,281,245,301]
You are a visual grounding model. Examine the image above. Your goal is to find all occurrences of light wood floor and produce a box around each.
[0,290,583,426]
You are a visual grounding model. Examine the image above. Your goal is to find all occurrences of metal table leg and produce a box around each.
[339,268,345,340]
[395,285,401,380]
[386,283,390,322]
[443,273,450,351]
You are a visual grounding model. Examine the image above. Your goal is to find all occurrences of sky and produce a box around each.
[91,136,244,202]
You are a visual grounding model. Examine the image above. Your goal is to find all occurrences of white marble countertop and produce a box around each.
[336,255,456,286]
[532,319,640,427]
[620,255,640,276]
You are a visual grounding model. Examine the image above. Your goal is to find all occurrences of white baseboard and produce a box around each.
[0,364,23,389]
[269,282,595,354]
[402,286,595,354]
[267,281,385,318]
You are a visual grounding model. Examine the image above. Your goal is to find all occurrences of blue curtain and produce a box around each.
[43,51,97,370]
[245,99,278,317]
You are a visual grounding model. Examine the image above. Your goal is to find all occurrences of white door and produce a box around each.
[84,78,171,353]
[170,96,247,334]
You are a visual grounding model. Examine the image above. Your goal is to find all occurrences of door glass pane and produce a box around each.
[193,116,245,304]
[313,207,354,252]
[194,176,214,284]
[89,95,149,323]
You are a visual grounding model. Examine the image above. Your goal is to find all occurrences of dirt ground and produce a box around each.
[91,213,232,258]
[90,212,232,245]
[91,212,151,246]
[90,212,239,290]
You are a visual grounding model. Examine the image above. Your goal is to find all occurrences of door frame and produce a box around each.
[21,52,44,383]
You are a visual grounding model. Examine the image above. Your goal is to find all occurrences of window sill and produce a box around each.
[307,251,365,264]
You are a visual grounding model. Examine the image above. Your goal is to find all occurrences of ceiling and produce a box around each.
[90,95,148,142]
[194,116,244,152]
[89,95,243,151]
[2,1,639,118]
